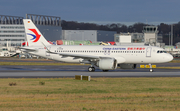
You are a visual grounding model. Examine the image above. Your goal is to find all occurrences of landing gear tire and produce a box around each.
[102,70,109,72]
[150,69,153,72]
[88,67,95,72]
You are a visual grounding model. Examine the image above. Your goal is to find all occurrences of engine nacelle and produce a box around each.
[118,64,136,69]
[97,58,117,70]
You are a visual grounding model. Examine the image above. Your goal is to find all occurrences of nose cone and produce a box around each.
[166,54,173,62]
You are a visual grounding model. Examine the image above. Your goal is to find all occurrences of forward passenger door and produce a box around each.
[146,47,152,57]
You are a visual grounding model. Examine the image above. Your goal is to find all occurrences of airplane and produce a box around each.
[21,19,173,72]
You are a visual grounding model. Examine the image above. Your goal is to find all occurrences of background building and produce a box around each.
[131,33,144,43]
[114,33,144,46]
[62,30,116,42]
[114,26,165,47]
[143,26,164,47]
[0,15,25,46]
[0,14,62,47]
[143,26,158,45]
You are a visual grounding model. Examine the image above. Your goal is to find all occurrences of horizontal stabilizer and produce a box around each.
[10,53,20,57]
[19,47,37,52]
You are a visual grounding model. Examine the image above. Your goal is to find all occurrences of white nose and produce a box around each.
[166,54,173,62]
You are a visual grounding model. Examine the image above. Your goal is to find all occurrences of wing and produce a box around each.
[42,43,125,63]
[47,50,126,64]
[48,50,108,59]
[42,42,101,59]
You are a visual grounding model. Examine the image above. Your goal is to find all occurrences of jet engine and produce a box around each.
[118,64,136,69]
[96,58,117,70]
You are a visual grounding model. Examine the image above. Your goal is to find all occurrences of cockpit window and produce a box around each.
[157,50,167,53]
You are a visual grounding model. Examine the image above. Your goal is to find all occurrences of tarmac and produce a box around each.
[0,65,180,78]
[0,58,180,78]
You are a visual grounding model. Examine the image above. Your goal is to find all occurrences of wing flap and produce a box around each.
[59,53,100,59]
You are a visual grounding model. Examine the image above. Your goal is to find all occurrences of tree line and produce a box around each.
[61,20,180,45]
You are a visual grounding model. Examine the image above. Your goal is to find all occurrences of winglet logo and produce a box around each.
[27,29,41,42]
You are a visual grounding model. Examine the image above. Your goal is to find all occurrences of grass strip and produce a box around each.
[0,77,180,110]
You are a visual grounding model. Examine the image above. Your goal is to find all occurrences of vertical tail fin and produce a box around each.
[23,19,50,46]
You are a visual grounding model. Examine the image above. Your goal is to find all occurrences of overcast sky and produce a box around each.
[0,0,180,25]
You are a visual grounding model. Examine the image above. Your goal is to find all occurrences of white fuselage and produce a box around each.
[21,19,173,72]
[25,45,173,64]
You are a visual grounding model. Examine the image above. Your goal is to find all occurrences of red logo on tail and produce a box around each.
[28,29,41,42]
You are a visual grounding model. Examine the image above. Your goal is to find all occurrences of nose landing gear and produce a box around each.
[149,63,153,72]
